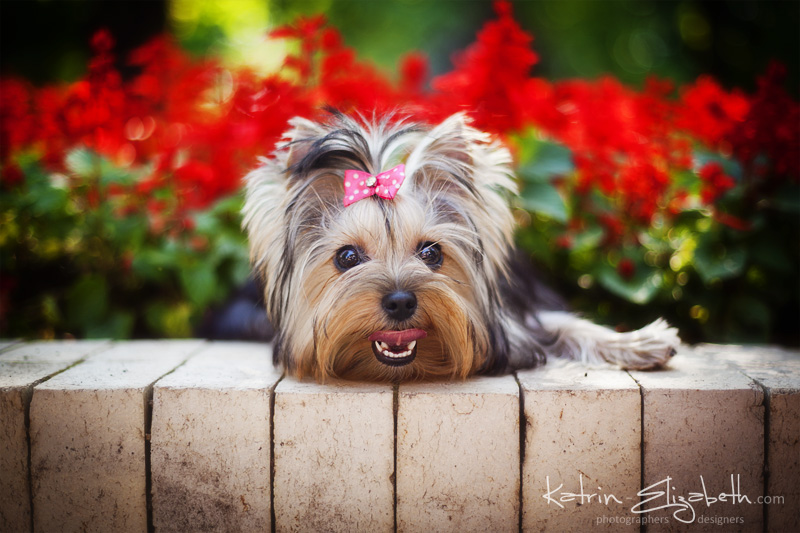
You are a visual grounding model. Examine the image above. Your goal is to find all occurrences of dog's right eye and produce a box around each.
[334,246,362,271]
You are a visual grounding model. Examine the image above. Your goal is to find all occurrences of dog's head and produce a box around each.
[243,111,520,381]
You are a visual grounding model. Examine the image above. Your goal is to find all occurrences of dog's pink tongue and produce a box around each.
[368,329,427,345]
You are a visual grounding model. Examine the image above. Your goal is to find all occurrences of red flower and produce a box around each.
[727,63,799,179]
[677,76,750,148]
[598,213,625,246]
[399,52,428,95]
[698,162,735,204]
[555,234,573,249]
[0,78,35,164]
[712,211,752,232]
[431,0,539,132]
[617,258,636,281]
[525,75,690,231]
[1,5,797,247]
[1,162,24,188]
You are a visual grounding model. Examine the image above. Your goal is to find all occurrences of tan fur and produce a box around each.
[243,113,514,381]
[242,112,679,382]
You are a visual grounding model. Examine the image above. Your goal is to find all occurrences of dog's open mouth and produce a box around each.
[368,329,427,367]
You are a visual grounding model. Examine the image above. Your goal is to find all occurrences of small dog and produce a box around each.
[242,111,679,381]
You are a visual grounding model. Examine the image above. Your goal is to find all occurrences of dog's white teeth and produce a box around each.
[373,340,417,359]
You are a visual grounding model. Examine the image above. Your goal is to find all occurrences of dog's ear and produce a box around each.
[242,115,344,326]
[405,113,517,199]
[242,117,323,317]
[283,116,328,170]
[405,113,519,281]
[242,155,285,301]
[405,113,472,172]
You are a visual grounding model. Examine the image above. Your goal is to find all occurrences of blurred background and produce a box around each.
[3,0,798,91]
[1,0,798,346]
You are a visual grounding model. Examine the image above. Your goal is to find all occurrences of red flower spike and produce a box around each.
[727,62,799,179]
[617,258,636,281]
[320,28,343,51]
[400,52,428,95]
[698,162,735,205]
[2,7,797,243]
[1,162,24,188]
[431,0,539,131]
[91,29,115,54]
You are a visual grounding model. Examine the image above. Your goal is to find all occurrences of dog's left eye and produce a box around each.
[334,246,363,271]
[417,242,442,269]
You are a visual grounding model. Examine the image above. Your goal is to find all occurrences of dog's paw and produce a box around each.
[537,311,680,370]
[613,318,680,370]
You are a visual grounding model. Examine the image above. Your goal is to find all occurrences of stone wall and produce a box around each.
[1,340,797,532]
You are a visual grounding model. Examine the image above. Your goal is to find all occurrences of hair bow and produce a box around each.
[343,164,406,207]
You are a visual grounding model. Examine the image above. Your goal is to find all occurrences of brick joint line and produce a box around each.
[144,343,205,533]
[513,371,525,533]
[392,382,399,533]
[24,342,110,533]
[626,370,647,533]
[270,373,284,533]
[752,378,771,533]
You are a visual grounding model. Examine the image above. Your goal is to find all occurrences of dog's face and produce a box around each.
[243,112,519,381]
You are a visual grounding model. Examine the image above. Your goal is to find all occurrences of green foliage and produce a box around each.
[2,139,798,345]
[0,150,249,339]
[516,139,572,223]
[514,136,800,345]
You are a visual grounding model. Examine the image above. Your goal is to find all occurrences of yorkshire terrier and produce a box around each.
[242,111,679,381]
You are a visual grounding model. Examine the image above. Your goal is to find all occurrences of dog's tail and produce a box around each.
[534,311,680,370]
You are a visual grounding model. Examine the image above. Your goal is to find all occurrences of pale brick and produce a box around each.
[397,376,519,532]
[151,342,280,532]
[0,340,21,352]
[273,378,394,532]
[30,340,202,532]
[695,344,800,533]
[518,360,641,532]
[630,350,765,532]
[0,341,109,532]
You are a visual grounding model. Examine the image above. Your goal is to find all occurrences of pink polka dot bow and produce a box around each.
[343,164,406,207]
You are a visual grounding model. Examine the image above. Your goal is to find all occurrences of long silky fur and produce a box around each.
[243,111,678,381]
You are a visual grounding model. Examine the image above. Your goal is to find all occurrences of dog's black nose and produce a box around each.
[382,291,417,321]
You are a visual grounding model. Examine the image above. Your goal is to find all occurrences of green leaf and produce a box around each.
[693,237,747,284]
[179,260,217,308]
[571,227,604,252]
[750,233,793,274]
[231,256,252,286]
[209,194,244,215]
[144,301,193,337]
[193,210,221,235]
[597,264,662,305]
[65,148,135,186]
[518,141,574,183]
[521,181,568,223]
[771,185,800,214]
[132,249,174,282]
[211,234,247,262]
[30,186,68,216]
[98,163,135,187]
[85,311,134,339]
[729,296,771,343]
[65,148,98,178]
[109,217,148,249]
[65,275,109,330]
